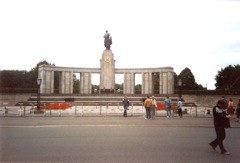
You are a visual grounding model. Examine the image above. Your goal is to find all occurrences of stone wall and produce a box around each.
[0,93,32,106]
[181,95,240,108]
[1,93,239,108]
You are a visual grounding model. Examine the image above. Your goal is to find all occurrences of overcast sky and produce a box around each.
[1,0,240,90]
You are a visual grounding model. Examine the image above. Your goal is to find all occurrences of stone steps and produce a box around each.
[16,94,196,106]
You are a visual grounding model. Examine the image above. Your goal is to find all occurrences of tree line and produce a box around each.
[0,61,239,95]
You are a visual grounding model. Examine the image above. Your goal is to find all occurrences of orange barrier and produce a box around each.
[156,103,177,110]
[40,103,72,110]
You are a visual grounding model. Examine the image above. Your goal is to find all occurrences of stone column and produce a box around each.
[150,72,153,94]
[159,72,163,94]
[142,72,152,94]
[131,73,135,94]
[167,72,174,94]
[70,72,73,94]
[39,66,54,94]
[38,66,45,94]
[159,71,174,94]
[45,71,54,94]
[162,72,168,94]
[123,72,134,94]
[59,71,73,94]
[80,72,92,94]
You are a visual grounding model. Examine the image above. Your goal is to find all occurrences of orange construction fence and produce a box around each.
[40,103,72,110]
[156,103,177,110]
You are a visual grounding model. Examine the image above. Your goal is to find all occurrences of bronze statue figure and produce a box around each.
[103,30,112,50]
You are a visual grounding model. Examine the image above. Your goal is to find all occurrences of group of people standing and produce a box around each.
[123,95,240,121]
[122,95,184,119]
[122,95,158,119]
[164,96,184,118]
[143,96,157,119]
[144,95,183,119]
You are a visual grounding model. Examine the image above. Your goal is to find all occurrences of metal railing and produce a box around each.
[0,102,213,118]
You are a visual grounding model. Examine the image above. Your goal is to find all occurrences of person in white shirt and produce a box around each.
[151,96,157,118]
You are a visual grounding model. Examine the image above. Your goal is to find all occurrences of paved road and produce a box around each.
[0,117,239,163]
[1,116,240,128]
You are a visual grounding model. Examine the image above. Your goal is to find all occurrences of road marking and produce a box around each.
[0,124,138,128]
[0,124,218,128]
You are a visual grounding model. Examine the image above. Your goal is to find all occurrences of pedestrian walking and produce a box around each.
[151,96,157,118]
[221,96,228,109]
[144,96,152,119]
[164,96,172,118]
[122,95,130,117]
[209,99,231,155]
[227,98,234,116]
[177,98,183,118]
[236,99,240,122]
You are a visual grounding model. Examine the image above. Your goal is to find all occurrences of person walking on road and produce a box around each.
[151,96,157,118]
[177,98,183,118]
[222,96,228,109]
[122,95,130,117]
[164,96,172,118]
[227,98,234,116]
[209,99,231,155]
[236,99,240,122]
[144,96,152,119]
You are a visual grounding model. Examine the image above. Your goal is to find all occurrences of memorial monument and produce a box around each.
[100,31,115,93]
[38,31,174,95]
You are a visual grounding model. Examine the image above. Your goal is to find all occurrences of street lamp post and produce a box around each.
[178,79,182,98]
[37,78,42,112]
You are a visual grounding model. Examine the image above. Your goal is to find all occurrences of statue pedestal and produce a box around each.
[100,50,115,94]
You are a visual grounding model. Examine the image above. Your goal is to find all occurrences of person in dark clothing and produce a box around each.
[177,98,183,118]
[122,95,130,117]
[221,96,228,109]
[236,99,240,122]
[209,99,231,155]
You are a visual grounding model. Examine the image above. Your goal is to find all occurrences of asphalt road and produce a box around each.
[0,117,239,163]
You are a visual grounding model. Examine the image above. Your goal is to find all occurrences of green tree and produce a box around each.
[153,73,159,94]
[173,72,178,90]
[73,74,80,93]
[115,83,123,92]
[215,64,240,94]
[135,84,141,94]
[0,70,28,88]
[92,84,99,94]
[26,60,55,88]
[0,60,56,93]
[177,67,200,90]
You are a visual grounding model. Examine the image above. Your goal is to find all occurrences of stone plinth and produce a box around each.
[100,50,115,93]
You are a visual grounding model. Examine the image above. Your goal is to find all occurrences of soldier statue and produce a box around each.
[103,30,112,50]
